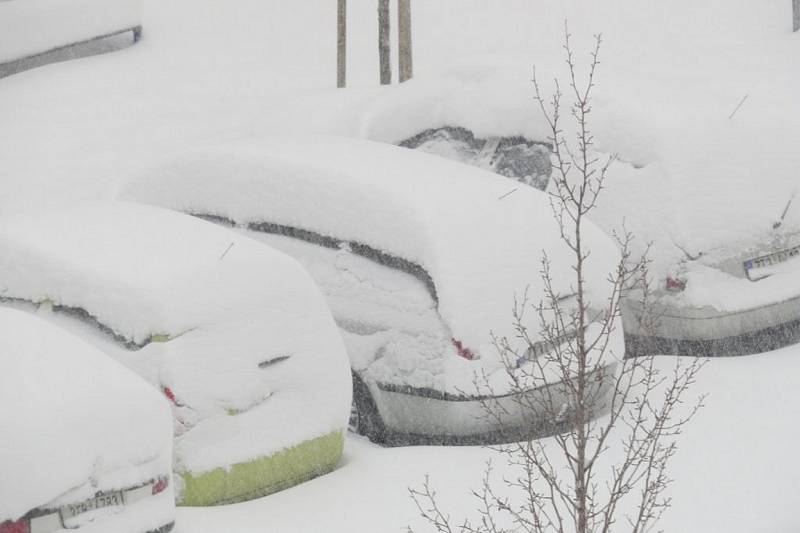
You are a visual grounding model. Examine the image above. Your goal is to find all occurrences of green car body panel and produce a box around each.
[177,431,344,506]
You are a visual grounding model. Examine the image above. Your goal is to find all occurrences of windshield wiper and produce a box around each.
[773,190,796,230]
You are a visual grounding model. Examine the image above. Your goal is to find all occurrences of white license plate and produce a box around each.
[743,244,800,281]
[60,491,124,521]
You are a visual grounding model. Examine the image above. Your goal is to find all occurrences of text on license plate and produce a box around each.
[61,491,124,520]
[743,244,800,281]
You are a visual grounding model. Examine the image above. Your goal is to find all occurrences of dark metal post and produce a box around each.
[378,0,391,84]
[794,0,800,31]
[337,0,346,88]
[398,0,413,82]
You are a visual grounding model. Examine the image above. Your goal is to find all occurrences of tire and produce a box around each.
[349,372,387,444]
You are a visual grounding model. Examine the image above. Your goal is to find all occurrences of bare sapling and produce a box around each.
[409,25,705,533]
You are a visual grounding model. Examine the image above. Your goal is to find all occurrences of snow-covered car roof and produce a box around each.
[0,0,141,66]
[121,136,621,356]
[0,202,351,482]
[0,308,173,523]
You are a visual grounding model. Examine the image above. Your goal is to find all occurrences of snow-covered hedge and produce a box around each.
[0,0,142,65]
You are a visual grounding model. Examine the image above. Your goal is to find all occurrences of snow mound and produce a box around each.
[0,308,173,523]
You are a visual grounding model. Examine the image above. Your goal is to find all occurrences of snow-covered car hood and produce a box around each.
[121,136,623,364]
[0,308,173,523]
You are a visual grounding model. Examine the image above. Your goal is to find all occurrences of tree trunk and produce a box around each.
[378,0,391,85]
[794,0,800,32]
[337,0,346,88]
[398,0,413,82]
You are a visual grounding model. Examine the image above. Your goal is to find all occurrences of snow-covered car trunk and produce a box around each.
[0,0,142,77]
[0,202,352,505]
[624,227,800,357]
[121,136,624,445]
[0,308,175,533]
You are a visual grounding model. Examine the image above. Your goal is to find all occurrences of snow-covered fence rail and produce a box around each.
[0,0,142,78]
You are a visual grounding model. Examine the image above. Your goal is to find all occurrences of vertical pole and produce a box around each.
[398,0,413,82]
[378,0,391,85]
[794,0,800,31]
[337,0,346,88]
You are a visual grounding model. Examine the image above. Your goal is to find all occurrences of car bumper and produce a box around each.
[25,490,175,533]
[371,363,618,446]
[622,293,800,357]
[177,430,344,506]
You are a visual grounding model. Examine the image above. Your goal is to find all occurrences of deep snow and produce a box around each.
[0,203,352,480]
[173,347,800,533]
[121,137,623,392]
[1,0,797,302]
[1,0,799,531]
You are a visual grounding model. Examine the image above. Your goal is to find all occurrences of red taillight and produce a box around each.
[152,476,169,495]
[666,277,686,292]
[162,386,178,405]
[0,519,30,533]
[452,338,477,360]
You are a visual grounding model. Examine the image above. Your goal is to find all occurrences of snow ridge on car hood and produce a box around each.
[122,136,622,362]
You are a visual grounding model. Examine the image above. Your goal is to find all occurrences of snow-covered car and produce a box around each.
[398,126,800,358]
[400,126,552,190]
[0,202,352,506]
[0,0,142,78]
[121,136,624,445]
[0,308,175,533]
[623,223,800,357]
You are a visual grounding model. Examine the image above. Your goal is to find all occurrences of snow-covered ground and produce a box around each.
[1,0,799,531]
[174,347,800,533]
